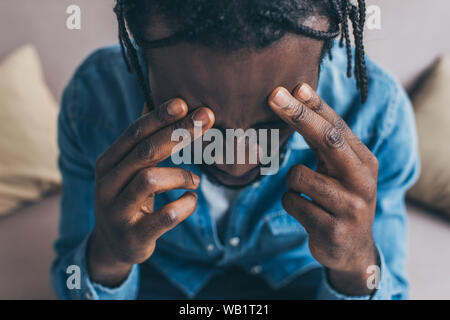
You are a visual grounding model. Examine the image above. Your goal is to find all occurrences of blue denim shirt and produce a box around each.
[51,43,420,300]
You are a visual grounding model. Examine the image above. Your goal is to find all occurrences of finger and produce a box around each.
[115,167,200,216]
[293,83,372,159]
[282,191,333,235]
[96,98,188,179]
[142,103,150,115]
[103,107,214,197]
[286,165,358,217]
[134,191,198,241]
[268,87,361,173]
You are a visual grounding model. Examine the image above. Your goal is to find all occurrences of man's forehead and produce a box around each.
[146,35,323,99]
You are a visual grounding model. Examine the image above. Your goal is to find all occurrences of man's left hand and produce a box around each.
[268,83,379,296]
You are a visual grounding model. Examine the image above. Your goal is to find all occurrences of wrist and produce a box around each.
[87,228,133,287]
[327,242,379,296]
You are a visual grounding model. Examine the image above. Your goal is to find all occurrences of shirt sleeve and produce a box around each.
[51,75,140,300]
[317,244,398,300]
[318,83,420,300]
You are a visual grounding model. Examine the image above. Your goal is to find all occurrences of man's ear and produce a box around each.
[141,103,149,115]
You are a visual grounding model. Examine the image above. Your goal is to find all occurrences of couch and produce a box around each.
[0,0,449,299]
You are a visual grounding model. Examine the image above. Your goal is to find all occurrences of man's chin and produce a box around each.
[198,164,263,189]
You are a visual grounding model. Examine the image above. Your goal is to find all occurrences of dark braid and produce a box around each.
[114,1,154,109]
[355,0,368,101]
[114,0,369,104]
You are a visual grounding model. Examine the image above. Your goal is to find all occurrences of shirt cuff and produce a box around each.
[317,244,397,300]
[73,234,140,300]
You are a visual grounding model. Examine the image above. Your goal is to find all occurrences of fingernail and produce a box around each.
[272,88,291,109]
[192,174,200,185]
[192,108,210,127]
[297,83,313,102]
[185,191,198,200]
[167,100,184,116]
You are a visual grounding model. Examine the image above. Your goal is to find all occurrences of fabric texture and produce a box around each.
[0,45,61,215]
[408,56,450,217]
[201,173,241,242]
[52,43,420,300]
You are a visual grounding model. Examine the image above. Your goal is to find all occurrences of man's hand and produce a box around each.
[268,83,379,296]
[88,99,215,287]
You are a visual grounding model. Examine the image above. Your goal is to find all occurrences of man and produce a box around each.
[52,0,419,299]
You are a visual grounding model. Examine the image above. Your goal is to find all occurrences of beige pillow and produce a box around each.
[0,45,61,215]
[408,56,450,217]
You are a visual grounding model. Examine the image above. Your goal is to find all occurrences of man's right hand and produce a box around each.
[87,98,215,287]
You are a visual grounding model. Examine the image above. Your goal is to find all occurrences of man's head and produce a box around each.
[114,0,367,187]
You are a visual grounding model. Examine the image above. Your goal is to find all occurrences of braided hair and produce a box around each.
[113,0,368,110]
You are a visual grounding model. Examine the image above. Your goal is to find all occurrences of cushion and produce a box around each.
[0,45,61,216]
[407,56,450,218]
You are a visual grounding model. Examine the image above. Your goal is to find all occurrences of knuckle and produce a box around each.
[136,139,156,162]
[333,117,347,134]
[181,170,194,186]
[313,175,336,198]
[357,175,377,199]
[348,197,367,215]
[140,168,157,191]
[367,154,379,171]
[127,122,144,142]
[158,209,178,228]
[367,176,378,194]
[311,97,324,112]
[287,165,305,187]
[289,101,307,123]
[323,126,345,149]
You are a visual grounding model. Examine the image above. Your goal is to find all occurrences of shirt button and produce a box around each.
[206,244,215,252]
[253,182,261,188]
[251,265,262,275]
[229,237,240,247]
[84,291,93,300]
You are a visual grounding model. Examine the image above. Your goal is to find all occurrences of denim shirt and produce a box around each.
[51,43,420,300]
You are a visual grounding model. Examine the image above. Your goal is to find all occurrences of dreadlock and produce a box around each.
[113,0,368,109]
